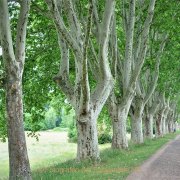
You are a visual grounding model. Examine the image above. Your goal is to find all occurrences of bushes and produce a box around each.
[67,118,112,144]
[98,133,112,144]
[68,118,77,143]
[0,92,7,142]
[42,107,57,130]
[67,107,112,144]
[68,124,112,144]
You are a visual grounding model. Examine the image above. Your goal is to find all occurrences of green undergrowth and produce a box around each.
[32,132,180,180]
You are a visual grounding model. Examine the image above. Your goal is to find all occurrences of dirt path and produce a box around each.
[127,135,180,180]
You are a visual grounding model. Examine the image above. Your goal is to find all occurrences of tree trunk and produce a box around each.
[162,116,166,135]
[76,112,99,161]
[131,113,143,144]
[130,98,144,144]
[6,77,31,180]
[166,124,169,133]
[111,106,129,149]
[0,0,31,179]
[155,113,163,137]
[144,114,154,139]
[45,0,115,162]
[168,122,173,133]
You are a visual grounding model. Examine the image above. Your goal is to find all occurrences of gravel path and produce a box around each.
[126,135,180,180]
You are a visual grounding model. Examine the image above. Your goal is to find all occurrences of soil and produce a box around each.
[126,135,180,180]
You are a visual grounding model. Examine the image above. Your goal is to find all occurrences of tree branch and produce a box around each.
[123,0,136,91]
[79,0,93,114]
[15,0,31,74]
[91,0,115,114]
[64,0,81,42]
[0,0,16,68]
[44,0,82,57]
[131,0,156,85]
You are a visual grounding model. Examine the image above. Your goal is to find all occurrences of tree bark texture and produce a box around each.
[111,106,130,149]
[131,114,143,144]
[0,0,31,179]
[6,79,31,180]
[76,112,99,161]
[144,113,154,139]
[108,92,134,149]
[155,113,163,137]
[45,0,115,161]
[130,97,144,144]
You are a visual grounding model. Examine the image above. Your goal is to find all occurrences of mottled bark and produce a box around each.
[144,95,160,139]
[130,100,144,144]
[76,112,99,161]
[6,79,31,180]
[0,0,31,179]
[111,106,130,149]
[156,113,163,137]
[108,91,134,149]
[161,116,166,135]
[168,122,174,133]
[45,0,115,161]
[144,113,154,139]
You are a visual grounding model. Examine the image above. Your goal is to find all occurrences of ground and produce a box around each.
[0,131,179,180]
[127,135,180,180]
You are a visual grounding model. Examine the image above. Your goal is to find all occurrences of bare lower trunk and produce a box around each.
[162,117,166,135]
[155,114,163,137]
[166,124,169,133]
[131,114,143,144]
[168,122,174,133]
[111,107,128,149]
[76,112,99,161]
[144,114,153,139]
[6,78,31,180]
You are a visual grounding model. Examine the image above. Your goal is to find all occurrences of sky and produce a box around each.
[0,47,2,56]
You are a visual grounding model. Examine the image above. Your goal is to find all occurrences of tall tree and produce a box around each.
[0,0,31,179]
[143,92,159,139]
[129,33,167,144]
[108,0,156,148]
[44,0,115,161]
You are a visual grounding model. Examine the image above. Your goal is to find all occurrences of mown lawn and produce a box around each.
[0,131,179,180]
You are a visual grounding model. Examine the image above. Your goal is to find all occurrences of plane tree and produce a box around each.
[0,0,32,179]
[44,0,115,161]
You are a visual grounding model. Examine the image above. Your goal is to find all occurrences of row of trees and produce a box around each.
[0,0,179,179]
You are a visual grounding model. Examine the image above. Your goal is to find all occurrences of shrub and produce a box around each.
[98,133,112,144]
[68,118,77,143]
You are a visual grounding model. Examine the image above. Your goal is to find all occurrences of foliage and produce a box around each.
[41,107,57,130]
[0,89,6,142]
[68,118,77,143]
[127,117,131,133]
[98,133,112,144]
[97,107,112,144]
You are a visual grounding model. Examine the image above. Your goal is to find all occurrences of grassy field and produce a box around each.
[0,130,179,180]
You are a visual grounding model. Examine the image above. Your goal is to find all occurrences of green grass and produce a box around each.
[32,132,180,180]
